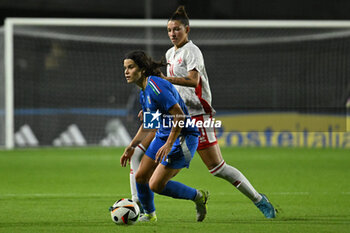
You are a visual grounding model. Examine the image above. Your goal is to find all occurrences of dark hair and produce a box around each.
[124,50,166,77]
[168,5,189,26]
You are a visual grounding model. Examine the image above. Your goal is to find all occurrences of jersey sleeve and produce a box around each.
[139,91,146,112]
[185,46,204,72]
[153,81,178,113]
[165,49,171,61]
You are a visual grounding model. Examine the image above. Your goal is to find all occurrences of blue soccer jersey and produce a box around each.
[140,76,199,139]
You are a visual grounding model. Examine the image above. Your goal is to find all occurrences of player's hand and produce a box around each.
[120,145,135,167]
[138,110,143,121]
[155,143,172,164]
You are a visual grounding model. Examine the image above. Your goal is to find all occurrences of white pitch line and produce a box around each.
[211,192,350,196]
[212,192,310,196]
[0,193,130,198]
[0,192,349,198]
[272,192,310,195]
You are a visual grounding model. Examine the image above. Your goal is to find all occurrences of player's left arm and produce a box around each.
[161,69,199,88]
[155,103,185,163]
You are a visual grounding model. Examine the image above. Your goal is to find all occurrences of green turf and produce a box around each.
[0,147,349,233]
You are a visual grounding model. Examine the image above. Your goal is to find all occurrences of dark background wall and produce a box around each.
[3,0,349,146]
[1,0,350,25]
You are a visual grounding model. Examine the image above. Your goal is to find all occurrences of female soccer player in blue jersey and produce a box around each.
[120,50,209,222]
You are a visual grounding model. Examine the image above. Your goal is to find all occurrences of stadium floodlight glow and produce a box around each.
[3,18,350,149]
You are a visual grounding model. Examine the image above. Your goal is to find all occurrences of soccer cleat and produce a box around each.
[139,213,157,222]
[255,193,276,218]
[195,190,209,222]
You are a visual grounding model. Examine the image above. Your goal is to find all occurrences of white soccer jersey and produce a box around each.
[166,40,215,116]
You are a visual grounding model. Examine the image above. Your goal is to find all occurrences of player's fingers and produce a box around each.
[155,150,162,163]
[155,153,160,163]
[158,154,164,163]
[121,155,127,167]
[120,156,124,166]
[159,151,167,163]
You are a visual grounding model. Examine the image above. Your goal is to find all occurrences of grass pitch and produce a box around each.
[0,147,349,233]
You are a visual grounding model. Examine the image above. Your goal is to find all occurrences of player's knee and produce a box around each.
[207,162,221,171]
[149,180,164,194]
[135,172,148,184]
[199,149,223,170]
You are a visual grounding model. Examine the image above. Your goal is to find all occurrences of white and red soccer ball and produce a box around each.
[109,198,140,225]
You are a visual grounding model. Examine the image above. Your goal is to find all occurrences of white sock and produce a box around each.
[209,161,262,203]
[130,144,146,202]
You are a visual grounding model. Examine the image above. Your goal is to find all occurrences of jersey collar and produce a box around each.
[175,40,192,52]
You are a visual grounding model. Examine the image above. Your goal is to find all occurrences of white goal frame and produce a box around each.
[4,18,350,149]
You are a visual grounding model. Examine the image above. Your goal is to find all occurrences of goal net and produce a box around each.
[2,19,350,148]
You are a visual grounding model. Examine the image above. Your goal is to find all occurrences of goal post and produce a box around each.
[4,19,14,149]
[3,18,350,149]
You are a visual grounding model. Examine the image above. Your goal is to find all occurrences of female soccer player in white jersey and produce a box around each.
[130,6,276,218]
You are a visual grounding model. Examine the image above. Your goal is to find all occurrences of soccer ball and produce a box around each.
[109,198,140,225]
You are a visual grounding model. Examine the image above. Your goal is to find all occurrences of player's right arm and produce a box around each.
[161,69,199,88]
[120,124,155,167]
[162,46,202,88]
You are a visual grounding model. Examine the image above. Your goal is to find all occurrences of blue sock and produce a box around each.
[160,180,197,200]
[136,182,155,214]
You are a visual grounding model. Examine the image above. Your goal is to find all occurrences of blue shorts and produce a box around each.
[145,134,198,169]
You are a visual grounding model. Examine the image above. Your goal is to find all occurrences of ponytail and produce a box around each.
[124,50,166,77]
[169,5,189,26]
